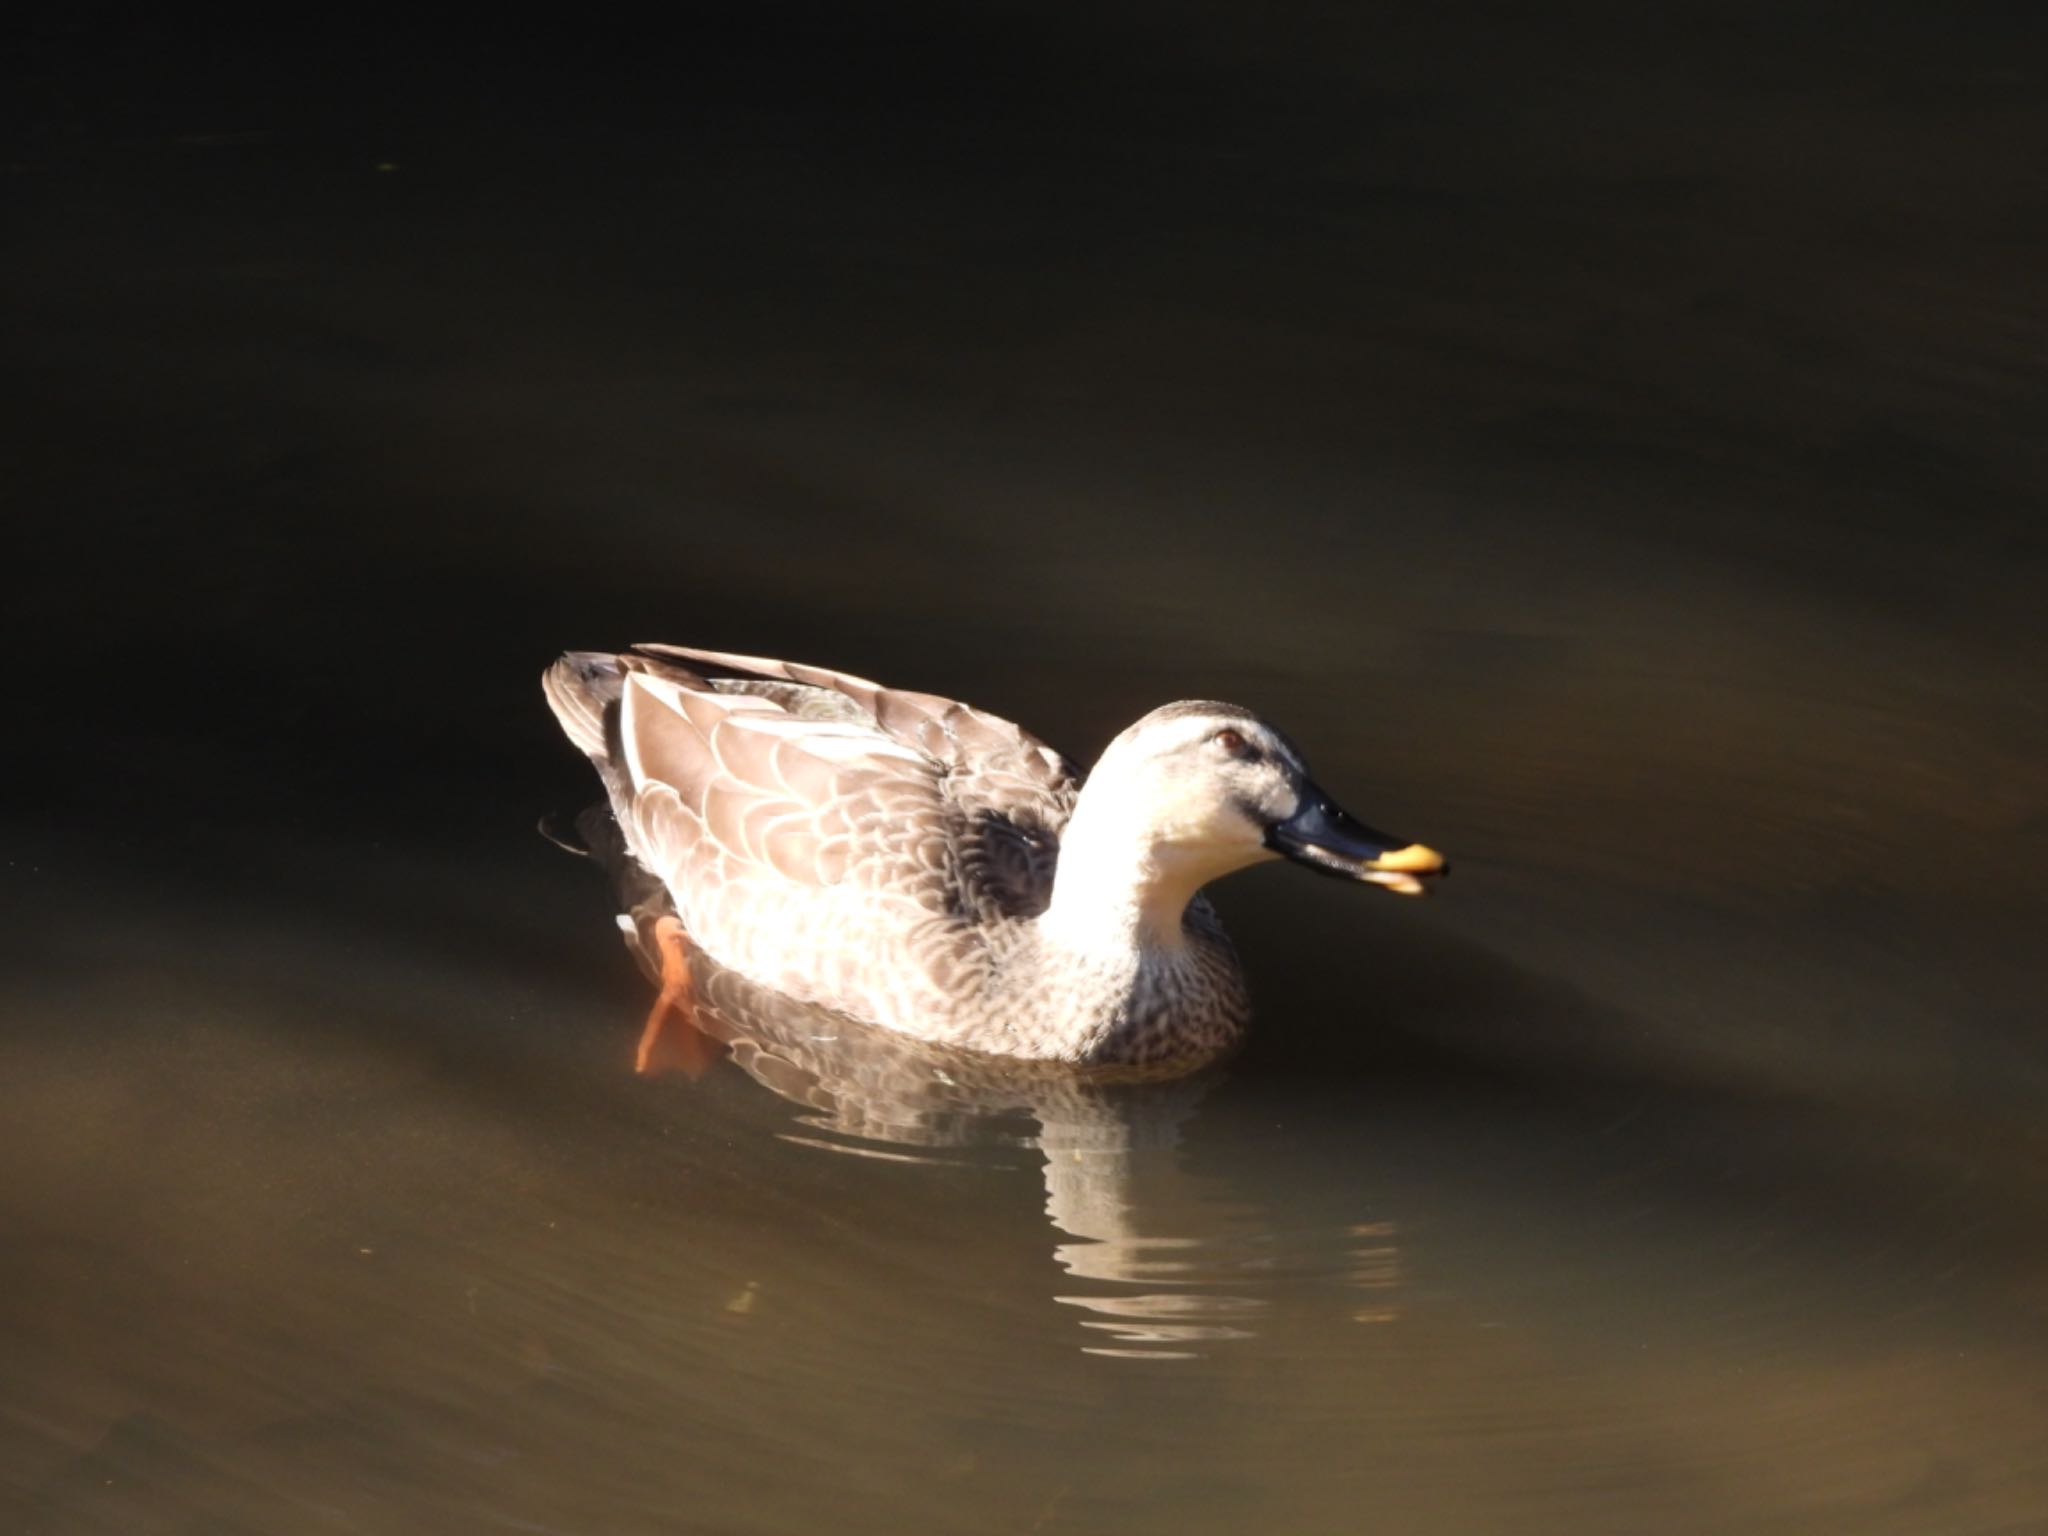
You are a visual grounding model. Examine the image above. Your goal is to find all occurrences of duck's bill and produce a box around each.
[1265,790,1448,896]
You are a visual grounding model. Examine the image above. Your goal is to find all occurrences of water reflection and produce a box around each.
[571,808,1396,1358]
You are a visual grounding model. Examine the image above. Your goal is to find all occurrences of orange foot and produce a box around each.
[635,916,722,1080]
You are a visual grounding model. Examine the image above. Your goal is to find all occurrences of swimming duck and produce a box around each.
[543,645,1445,1066]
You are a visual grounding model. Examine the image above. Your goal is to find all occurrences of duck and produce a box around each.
[543,644,1445,1067]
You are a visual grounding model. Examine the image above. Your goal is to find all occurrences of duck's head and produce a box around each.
[1074,702,1447,897]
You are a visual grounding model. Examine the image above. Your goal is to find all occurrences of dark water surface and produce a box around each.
[8,10,2048,1533]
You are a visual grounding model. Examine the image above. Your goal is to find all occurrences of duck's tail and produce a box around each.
[544,650,649,823]
[542,651,623,760]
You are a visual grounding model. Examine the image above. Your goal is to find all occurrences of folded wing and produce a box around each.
[545,646,1082,994]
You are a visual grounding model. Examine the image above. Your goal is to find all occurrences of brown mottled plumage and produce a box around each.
[544,644,1445,1065]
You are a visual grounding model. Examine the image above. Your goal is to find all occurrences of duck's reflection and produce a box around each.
[563,809,1400,1357]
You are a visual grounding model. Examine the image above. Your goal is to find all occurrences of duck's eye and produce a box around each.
[1213,728,1252,758]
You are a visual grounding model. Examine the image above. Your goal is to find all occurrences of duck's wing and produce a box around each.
[629,644,1077,790]
[544,648,1078,956]
[629,645,1080,919]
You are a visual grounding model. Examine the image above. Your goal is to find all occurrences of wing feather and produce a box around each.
[621,675,718,803]
[563,645,1086,984]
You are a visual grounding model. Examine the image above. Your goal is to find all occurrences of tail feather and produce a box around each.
[542,651,626,762]
[544,650,646,821]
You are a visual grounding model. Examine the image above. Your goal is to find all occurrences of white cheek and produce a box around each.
[1151,779,1252,846]
[1221,805,1269,846]
[1238,774,1300,831]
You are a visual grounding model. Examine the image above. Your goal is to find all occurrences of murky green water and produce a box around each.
[8,832,2047,1534]
[7,8,2047,1533]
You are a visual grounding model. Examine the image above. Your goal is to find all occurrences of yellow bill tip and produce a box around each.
[1368,843,1447,876]
[1359,870,1428,896]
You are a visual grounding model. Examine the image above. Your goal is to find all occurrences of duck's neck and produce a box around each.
[1036,802,1213,961]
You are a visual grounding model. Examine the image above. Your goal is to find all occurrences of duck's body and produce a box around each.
[544,645,1442,1066]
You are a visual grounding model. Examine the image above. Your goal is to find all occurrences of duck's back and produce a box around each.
[543,645,1082,1034]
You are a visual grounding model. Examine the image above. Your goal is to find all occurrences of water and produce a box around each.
[9,849,2046,1533]
[7,9,2048,1533]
